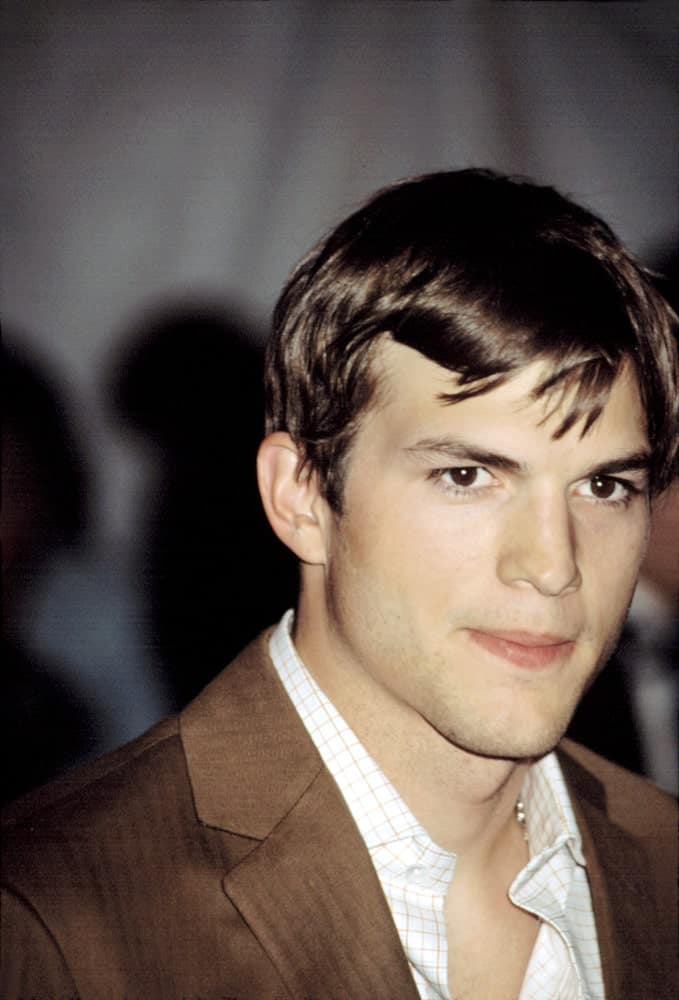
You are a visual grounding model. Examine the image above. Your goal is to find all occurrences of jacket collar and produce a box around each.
[558,743,664,999]
[179,630,420,999]
[180,629,322,838]
[179,636,658,999]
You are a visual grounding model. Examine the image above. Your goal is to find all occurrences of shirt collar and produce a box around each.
[270,609,427,851]
[523,752,587,867]
[270,610,585,867]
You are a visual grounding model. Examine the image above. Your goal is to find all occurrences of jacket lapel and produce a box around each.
[558,748,664,999]
[180,632,419,1000]
[224,767,420,999]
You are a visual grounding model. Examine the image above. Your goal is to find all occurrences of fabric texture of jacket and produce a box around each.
[2,630,677,999]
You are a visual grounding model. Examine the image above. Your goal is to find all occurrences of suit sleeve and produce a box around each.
[1,887,79,1000]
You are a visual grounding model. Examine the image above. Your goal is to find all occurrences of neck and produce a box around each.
[294,603,530,862]
[352,696,529,860]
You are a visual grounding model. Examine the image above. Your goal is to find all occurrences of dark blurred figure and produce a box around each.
[110,303,298,708]
[567,486,679,791]
[2,340,96,803]
[568,247,679,793]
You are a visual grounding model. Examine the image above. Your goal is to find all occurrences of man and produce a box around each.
[3,169,678,999]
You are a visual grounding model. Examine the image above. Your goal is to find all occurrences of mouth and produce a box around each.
[466,628,576,670]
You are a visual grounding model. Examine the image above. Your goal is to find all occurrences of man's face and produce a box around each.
[311,340,651,760]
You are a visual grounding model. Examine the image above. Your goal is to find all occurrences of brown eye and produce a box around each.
[448,467,479,486]
[589,475,616,499]
[438,466,495,493]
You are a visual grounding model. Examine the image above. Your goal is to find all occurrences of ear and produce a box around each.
[257,432,329,565]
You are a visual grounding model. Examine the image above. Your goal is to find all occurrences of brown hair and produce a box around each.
[266,169,678,510]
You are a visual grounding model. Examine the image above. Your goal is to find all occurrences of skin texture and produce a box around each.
[258,339,650,852]
[278,341,650,759]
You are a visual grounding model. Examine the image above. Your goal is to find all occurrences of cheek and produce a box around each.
[580,514,648,612]
[418,513,496,578]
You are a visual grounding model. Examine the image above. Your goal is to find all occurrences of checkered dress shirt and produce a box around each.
[270,612,605,999]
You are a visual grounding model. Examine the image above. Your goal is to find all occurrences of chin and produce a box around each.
[483,737,562,763]
[441,716,570,763]
[427,684,583,761]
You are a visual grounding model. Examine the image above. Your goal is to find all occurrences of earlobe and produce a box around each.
[257,432,328,564]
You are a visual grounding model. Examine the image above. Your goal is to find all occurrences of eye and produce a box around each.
[589,475,618,499]
[576,474,636,504]
[438,466,495,491]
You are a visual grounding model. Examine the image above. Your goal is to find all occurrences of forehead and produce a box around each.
[363,339,648,460]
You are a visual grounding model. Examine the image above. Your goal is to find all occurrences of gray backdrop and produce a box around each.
[3,1,677,756]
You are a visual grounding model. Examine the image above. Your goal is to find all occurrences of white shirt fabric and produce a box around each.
[269,611,605,999]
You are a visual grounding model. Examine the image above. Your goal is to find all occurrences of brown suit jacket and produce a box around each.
[2,630,677,999]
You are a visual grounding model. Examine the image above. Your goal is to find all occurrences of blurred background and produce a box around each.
[3,0,678,801]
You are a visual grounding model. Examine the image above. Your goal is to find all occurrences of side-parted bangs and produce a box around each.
[266,169,678,510]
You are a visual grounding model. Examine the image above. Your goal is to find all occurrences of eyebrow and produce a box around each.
[584,452,652,479]
[404,439,525,473]
[403,437,652,479]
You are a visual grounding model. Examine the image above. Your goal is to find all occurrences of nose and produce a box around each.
[497,491,582,597]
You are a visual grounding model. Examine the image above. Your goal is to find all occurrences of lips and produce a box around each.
[467,628,576,670]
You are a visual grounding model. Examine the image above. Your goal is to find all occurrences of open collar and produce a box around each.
[178,636,663,1000]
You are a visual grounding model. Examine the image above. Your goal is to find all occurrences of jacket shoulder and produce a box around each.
[558,737,677,840]
[558,739,678,994]
[2,714,181,830]
[1,710,200,979]
[2,630,277,842]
